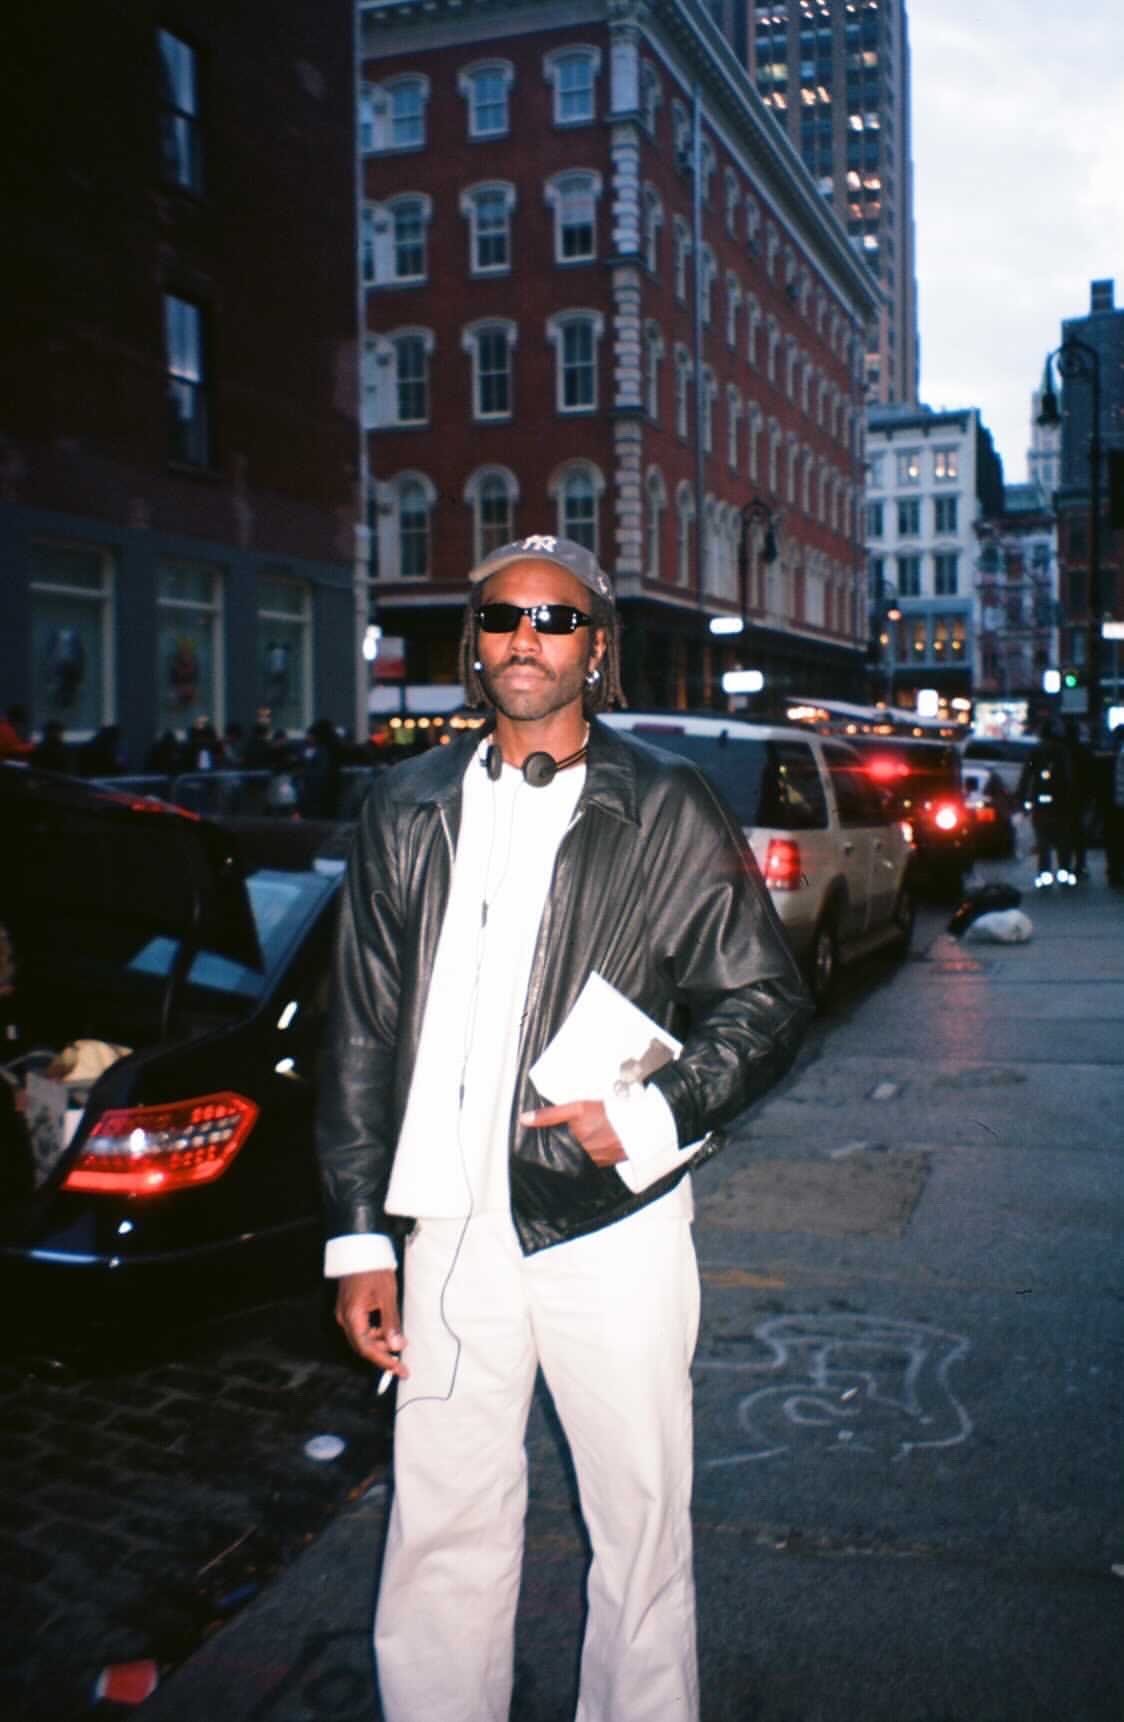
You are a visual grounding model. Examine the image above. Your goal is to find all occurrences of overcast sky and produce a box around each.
[909,0,1124,483]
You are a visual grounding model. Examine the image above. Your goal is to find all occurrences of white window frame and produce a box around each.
[673,218,691,303]
[464,465,520,561]
[256,572,312,735]
[156,560,224,731]
[673,345,691,440]
[701,367,717,455]
[747,403,763,484]
[458,60,514,139]
[644,321,664,420]
[640,60,662,136]
[29,540,116,737]
[460,181,516,275]
[934,446,959,482]
[645,467,667,579]
[545,170,602,264]
[896,447,922,486]
[391,471,436,580]
[700,245,716,325]
[388,194,429,283]
[726,388,742,471]
[544,45,601,126]
[546,311,603,413]
[643,185,663,273]
[549,460,605,551]
[361,75,430,154]
[390,328,433,426]
[725,273,742,348]
[675,482,695,587]
[462,319,517,421]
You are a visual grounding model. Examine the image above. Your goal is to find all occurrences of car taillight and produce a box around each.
[62,1093,258,1196]
[932,802,962,833]
[763,837,804,890]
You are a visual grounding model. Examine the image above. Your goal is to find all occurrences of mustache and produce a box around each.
[494,654,554,678]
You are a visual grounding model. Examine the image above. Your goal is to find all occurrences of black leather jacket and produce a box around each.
[315,717,812,1256]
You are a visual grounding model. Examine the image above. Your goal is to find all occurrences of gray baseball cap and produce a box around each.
[468,535,613,602]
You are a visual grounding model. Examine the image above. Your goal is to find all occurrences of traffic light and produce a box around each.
[1062,669,1080,690]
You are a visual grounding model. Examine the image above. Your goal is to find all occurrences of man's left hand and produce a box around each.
[519,1100,626,1166]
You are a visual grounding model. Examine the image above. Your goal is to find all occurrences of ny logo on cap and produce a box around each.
[518,534,558,553]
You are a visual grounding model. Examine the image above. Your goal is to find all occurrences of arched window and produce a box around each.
[545,171,601,263]
[460,182,516,274]
[458,60,514,138]
[392,474,435,579]
[675,482,695,587]
[462,320,517,420]
[464,467,519,560]
[645,467,667,580]
[545,312,603,412]
[543,46,601,124]
[550,462,604,550]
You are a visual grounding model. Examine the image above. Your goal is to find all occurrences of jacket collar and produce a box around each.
[387,714,640,825]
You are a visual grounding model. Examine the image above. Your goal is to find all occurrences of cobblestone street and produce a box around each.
[0,1291,392,1722]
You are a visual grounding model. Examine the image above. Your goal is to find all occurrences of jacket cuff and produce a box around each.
[323,1233,398,1277]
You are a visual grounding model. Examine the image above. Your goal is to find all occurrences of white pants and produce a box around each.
[374,1203,701,1722]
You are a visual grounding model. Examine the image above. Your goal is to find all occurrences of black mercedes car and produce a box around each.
[0,763,350,1336]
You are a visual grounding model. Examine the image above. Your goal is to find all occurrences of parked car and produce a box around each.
[0,764,349,1334]
[600,712,914,1008]
[961,765,1017,859]
[845,735,973,898]
[960,735,1038,799]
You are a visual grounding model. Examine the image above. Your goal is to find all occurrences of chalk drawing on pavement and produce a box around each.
[698,1313,972,1467]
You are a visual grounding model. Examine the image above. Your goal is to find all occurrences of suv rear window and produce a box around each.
[627,730,828,830]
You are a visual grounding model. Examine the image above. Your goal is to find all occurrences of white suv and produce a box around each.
[602,712,914,1007]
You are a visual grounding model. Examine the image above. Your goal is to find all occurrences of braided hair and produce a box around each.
[458,587,626,716]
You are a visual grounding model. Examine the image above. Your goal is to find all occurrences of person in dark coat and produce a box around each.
[299,718,343,819]
[31,721,70,774]
[1062,718,1095,881]
[1018,718,1075,888]
[78,724,124,778]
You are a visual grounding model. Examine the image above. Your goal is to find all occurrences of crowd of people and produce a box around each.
[0,702,383,822]
[1017,714,1124,890]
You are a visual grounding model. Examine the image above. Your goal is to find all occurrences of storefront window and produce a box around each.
[29,542,115,736]
[156,562,223,734]
[256,573,311,736]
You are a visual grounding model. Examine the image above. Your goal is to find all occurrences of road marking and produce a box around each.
[697,1312,972,1467]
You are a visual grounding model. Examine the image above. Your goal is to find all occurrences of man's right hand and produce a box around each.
[335,1268,408,1376]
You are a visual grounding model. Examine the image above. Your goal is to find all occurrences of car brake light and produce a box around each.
[932,802,961,832]
[763,837,803,891]
[62,1092,258,1196]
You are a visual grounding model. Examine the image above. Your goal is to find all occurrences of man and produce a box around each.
[316,536,811,1722]
[1018,716,1075,888]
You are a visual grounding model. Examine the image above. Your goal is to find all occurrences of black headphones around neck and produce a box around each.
[484,740,588,788]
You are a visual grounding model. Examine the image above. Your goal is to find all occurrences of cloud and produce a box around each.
[909,0,1124,479]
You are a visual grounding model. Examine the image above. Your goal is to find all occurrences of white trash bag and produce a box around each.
[962,908,1033,944]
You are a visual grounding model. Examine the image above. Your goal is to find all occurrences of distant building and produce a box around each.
[974,484,1058,727]
[865,403,1004,714]
[358,0,880,717]
[1027,389,1061,499]
[0,2,360,765]
[747,0,919,407]
[1050,278,1124,731]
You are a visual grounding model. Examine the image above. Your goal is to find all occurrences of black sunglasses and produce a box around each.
[475,602,592,635]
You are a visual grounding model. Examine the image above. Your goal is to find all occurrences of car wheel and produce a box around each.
[890,881,914,954]
[809,912,839,1011]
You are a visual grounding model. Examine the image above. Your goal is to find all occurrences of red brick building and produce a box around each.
[359,0,879,714]
[1,1,360,764]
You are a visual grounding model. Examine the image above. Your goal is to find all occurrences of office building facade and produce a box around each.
[0,2,360,767]
[748,0,918,406]
[865,404,1003,714]
[358,0,879,717]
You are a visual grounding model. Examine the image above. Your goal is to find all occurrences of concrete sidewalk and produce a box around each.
[137,860,1124,1722]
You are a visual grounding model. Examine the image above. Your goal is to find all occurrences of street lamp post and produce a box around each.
[1038,334,1103,739]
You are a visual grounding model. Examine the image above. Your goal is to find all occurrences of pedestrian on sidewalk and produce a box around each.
[1019,717,1076,888]
[1106,723,1124,889]
[316,534,812,1722]
[1062,717,1095,881]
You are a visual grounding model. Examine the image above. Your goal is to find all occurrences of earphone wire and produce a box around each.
[393,743,521,1415]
